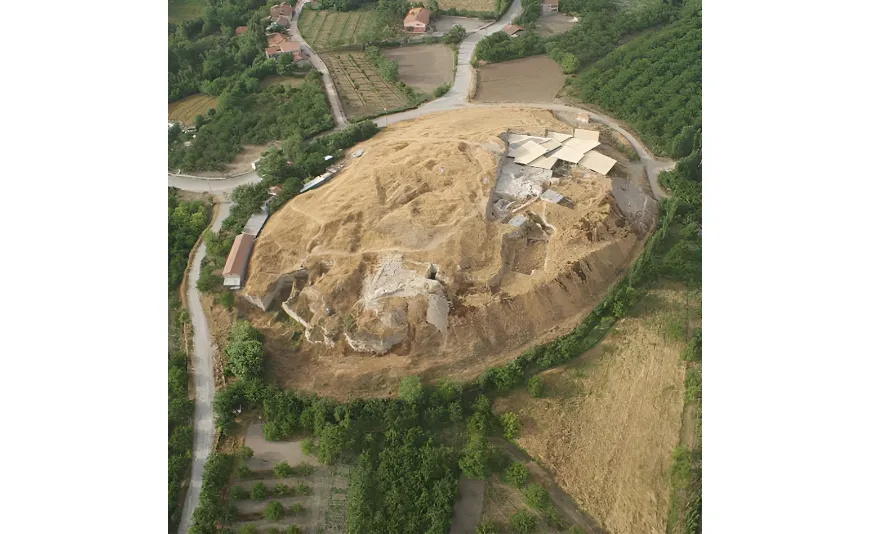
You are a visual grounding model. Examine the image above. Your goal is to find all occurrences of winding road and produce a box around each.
[173,2,673,531]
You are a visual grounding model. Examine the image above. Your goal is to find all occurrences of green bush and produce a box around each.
[527,376,544,398]
[273,482,290,496]
[295,482,313,495]
[568,526,587,534]
[503,462,529,488]
[442,24,467,45]
[263,501,285,521]
[510,509,537,534]
[433,83,450,97]
[250,481,267,500]
[274,461,293,478]
[238,525,257,534]
[236,463,253,478]
[301,436,316,456]
[501,412,521,440]
[218,291,235,309]
[295,462,315,476]
[230,485,248,500]
[475,518,498,534]
[398,375,424,404]
[522,483,549,510]
[287,526,302,534]
[684,367,701,404]
[287,502,306,516]
[238,445,254,458]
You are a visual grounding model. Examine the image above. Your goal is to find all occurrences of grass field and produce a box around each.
[473,55,565,103]
[321,52,410,118]
[536,13,577,36]
[493,284,701,534]
[168,0,207,24]
[382,45,454,93]
[260,75,309,89]
[298,8,382,50]
[168,93,218,126]
[437,0,496,12]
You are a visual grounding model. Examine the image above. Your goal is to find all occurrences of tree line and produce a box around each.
[168,190,211,290]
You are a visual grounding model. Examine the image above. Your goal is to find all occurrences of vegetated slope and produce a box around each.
[242,108,648,398]
[570,11,701,156]
[493,286,698,534]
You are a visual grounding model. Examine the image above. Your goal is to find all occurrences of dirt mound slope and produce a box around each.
[244,108,646,396]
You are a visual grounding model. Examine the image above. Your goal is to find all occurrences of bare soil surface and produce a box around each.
[536,13,577,36]
[473,56,565,103]
[168,93,218,126]
[383,44,455,93]
[260,75,308,89]
[245,423,322,469]
[437,0,496,12]
[321,51,410,119]
[241,108,648,399]
[193,144,274,178]
[493,285,698,534]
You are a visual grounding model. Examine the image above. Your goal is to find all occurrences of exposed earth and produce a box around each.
[238,107,655,398]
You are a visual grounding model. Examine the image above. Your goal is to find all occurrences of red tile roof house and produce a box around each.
[270,2,294,20]
[265,33,303,61]
[541,0,559,14]
[403,7,430,33]
[235,26,248,35]
[502,24,524,37]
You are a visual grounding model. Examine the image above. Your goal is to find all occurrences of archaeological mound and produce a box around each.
[243,108,654,390]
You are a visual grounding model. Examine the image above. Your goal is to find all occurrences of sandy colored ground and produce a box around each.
[168,93,217,126]
[260,75,308,89]
[438,0,496,12]
[493,285,698,534]
[536,13,577,36]
[473,56,565,103]
[241,108,648,399]
[383,44,455,93]
[194,144,274,178]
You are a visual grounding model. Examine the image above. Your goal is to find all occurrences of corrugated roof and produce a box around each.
[513,141,548,165]
[508,138,534,157]
[539,139,562,151]
[579,150,618,175]
[551,146,586,164]
[573,128,599,142]
[222,233,255,277]
[563,138,600,153]
[527,155,558,170]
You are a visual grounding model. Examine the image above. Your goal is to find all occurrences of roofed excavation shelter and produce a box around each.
[238,108,657,398]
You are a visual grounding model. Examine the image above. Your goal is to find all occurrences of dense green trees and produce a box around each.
[168,350,194,529]
[226,320,266,381]
[473,31,546,63]
[513,0,541,26]
[442,24,467,45]
[168,191,210,290]
[169,72,334,172]
[571,11,701,156]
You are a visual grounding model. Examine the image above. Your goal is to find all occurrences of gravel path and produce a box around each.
[177,202,231,534]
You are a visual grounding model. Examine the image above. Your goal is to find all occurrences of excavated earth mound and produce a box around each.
[244,108,651,396]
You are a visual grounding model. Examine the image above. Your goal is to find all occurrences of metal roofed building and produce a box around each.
[222,233,256,289]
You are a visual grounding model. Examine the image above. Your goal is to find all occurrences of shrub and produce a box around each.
[398,375,424,404]
[267,528,280,534]
[522,483,549,510]
[503,462,529,488]
[250,481,267,500]
[274,461,293,478]
[238,525,257,534]
[273,483,290,496]
[238,445,254,458]
[226,339,265,381]
[263,501,285,521]
[218,290,235,309]
[443,24,467,45]
[236,463,253,478]
[287,526,302,534]
[433,83,450,97]
[301,436,316,456]
[295,462,315,476]
[476,518,498,534]
[568,526,587,534]
[287,502,305,516]
[295,482,313,496]
[501,412,521,440]
[510,509,537,534]
[527,376,544,398]
[230,485,248,500]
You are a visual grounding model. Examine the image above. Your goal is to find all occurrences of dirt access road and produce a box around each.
[177,202,231,534]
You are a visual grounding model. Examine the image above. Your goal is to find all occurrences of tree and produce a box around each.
[316,422,346,465]
[527,376,544,398]
[671,125,698,158]
[226,339,265,381]
[510,509,537,534]
[398,375,424,404]
[503,462,529,487]
[274,461,293,478]
[459,432,490,479]
[522,483,549,510]
[251,481,267,500]
[264,500,285,520]
[443,24,467,45]
[501,412,521,440]
[301,436,316,456]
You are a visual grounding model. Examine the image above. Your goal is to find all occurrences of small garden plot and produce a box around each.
[260,75,308,89]
[321,52,410,118]
[299,8,383,50]
[168,93,217,126]
[536,13,577,36]
[473,55,565,103]
[382,44,454,93]
[438,0,498,13]
[168,0,207,23]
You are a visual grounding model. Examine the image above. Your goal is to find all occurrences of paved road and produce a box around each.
[290,0,349,128]
[177,203,231,534]
[168,171,261,193]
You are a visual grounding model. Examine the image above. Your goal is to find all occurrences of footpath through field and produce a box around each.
[177,202,231,534]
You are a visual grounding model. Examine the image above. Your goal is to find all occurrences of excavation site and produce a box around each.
[241,107,657,397]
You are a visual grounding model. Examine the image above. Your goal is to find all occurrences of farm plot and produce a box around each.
[437,0,497,13]
[382,44,454,93]
[168,93,217,126]
[321,52,410,118]
[298,8,381,50]
[229,424,351,532]
[473,55,565,103]
[260,75,308,89]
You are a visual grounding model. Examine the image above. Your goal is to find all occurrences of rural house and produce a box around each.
[222,233,255,289]
[270,2,293,20]
[502,24,525,37]
[541,0,558,14]
[265,33,303,61]
[403,7,430,33]
[235,26,248,35]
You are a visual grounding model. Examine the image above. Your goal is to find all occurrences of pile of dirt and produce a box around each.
[243,108,646,396]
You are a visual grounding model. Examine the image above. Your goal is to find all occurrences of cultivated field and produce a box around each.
[229,424,350,533]
[437,0,497,12]
[382,44,454,93]
[473,55,565,103]
[536,13,577,36]
[168,93,217,126]
[493,285,701,534]
[168,0,207,23]
[298,8,385,50]
[260,75,308,89]
[320,52,410,118]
